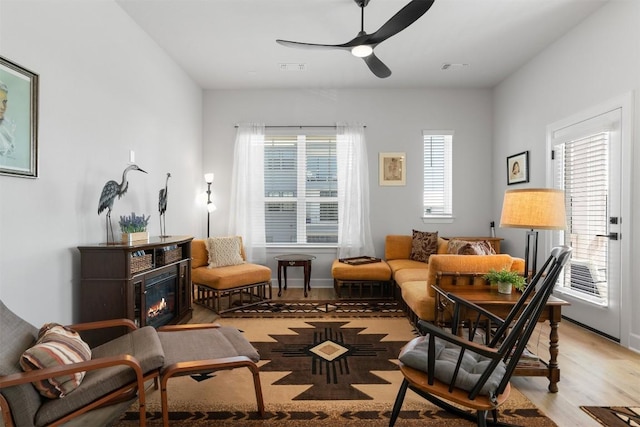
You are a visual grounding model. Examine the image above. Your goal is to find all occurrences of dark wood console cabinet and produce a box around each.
[78,236,193,346]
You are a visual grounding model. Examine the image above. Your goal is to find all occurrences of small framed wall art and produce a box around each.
[379,152,406,186]
[0,55,39,178]
[506,151,529,185]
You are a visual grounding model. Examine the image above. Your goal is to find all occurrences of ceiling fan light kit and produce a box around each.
[276,0,435,78]
[351,45,373,57]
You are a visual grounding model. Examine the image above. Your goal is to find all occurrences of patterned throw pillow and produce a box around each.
[448,239,495,255]
[20,323,92,398]
[205,236,245,268]
[410,230,439,263]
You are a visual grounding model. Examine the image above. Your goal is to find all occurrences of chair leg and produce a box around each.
[160,377,170,427]
[250,364,266,416]
[160,362,265,427]
[389,378,409,427]
[477,410,488,427]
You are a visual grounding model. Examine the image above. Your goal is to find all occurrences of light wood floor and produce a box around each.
[190,287,640,427]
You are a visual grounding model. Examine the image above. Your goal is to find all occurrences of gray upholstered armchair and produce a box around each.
[0,300,264,427]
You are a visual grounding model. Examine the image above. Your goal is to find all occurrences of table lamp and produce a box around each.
[500,188,567,281]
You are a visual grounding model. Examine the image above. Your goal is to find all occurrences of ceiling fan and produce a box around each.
[276,0,435,78]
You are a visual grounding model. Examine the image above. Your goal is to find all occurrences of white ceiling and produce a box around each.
[115,0,608,90]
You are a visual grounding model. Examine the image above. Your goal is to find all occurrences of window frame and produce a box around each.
[422,130,454,223]
[263,132,339,247]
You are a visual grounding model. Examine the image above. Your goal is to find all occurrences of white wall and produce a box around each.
[203,88,495,287]
[493,0,640,350]
[0,0,203,326]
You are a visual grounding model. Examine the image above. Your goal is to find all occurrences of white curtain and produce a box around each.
[336,122,375,258]
[228,123,267,263]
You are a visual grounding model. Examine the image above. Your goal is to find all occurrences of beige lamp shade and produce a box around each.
[500,188,567,230]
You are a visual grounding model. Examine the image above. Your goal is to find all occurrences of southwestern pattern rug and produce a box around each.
[581,406,640,427]
[114,317,556,426]
[221,299,404,318]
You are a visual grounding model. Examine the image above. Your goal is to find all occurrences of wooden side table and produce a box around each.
[432,282,569,392]
[274,254,316,297]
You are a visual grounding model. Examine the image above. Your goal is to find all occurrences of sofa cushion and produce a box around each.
[447,239,495,255]
[398,281,438,321]
[159,326,260,367]
[385,235,448,261]
[399,335,506,397]
[393,268,429,285]
[20,323,92,398]
[193,263,272,291]
[206,236,245,268]
[331,259,391,281]
[410,230,439,263]
[192,239,248,269]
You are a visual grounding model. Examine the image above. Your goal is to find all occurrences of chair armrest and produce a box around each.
[161,355,257,380]
[157,323,222,332]
[0,354,145,389]
[67,319,138,333]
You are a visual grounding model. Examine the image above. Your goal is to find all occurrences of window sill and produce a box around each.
[266,244,338,251]
[421,216,455,224]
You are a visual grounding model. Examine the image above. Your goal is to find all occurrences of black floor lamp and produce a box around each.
[205,173,216,237]
[500,188,567,281]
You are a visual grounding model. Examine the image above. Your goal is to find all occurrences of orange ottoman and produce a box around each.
[331,259,392,299]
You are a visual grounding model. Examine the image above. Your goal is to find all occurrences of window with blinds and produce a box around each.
[423,131,453,218]
[554,132,609,303]
[264,134,338,244]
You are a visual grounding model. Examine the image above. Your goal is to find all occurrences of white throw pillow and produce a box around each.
[205,236,245,268]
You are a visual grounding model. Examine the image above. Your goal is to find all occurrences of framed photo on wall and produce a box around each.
[379,152,406,186]
[0,56,39,178]
[507,151,529,185]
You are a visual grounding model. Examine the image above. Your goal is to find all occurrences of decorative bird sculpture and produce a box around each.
[98,164,147,242]
[158,172,171,237]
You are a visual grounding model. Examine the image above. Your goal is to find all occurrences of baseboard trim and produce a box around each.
[561,315,620,343]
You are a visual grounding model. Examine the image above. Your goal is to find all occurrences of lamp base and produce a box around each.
[524,229,539,282]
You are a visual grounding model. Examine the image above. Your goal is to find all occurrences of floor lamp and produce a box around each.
[500,188,566,282]
[204,173,217,238]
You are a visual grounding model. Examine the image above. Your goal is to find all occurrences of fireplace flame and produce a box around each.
[148,297,168,319]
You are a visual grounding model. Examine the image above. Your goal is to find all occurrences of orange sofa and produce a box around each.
[384,235,525,324]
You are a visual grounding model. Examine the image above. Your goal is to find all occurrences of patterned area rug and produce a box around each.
[221,299,404,318]
[114,317,555,426]
[581,406,640,426]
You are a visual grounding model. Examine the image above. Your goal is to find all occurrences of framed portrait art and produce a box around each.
[0,56,39,178]
[379,152,406,186]
[506,151,529,185]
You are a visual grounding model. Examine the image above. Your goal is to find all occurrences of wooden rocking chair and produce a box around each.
[389,245,572,427]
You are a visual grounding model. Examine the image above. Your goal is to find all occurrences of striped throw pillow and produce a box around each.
[20,323,92,398]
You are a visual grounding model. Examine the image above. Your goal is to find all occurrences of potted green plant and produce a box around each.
[482,268,526,294]
[119,212,151,243]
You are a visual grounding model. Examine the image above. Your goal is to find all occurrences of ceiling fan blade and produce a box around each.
[363,53,391,78]
[276,39,350,50]
[366,0,435,45]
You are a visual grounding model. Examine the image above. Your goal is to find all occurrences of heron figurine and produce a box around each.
[98,164,147,243]
[158,172,171,237]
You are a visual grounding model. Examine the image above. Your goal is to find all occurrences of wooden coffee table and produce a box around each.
[432,283,570,392]
[274,254,316,297]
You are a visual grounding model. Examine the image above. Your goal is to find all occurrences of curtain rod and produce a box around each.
[234,125,366,128]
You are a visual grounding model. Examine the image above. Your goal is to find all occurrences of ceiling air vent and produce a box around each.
[279,63,307,72]
[441,63,469,71]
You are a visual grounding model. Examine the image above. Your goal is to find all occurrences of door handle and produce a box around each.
[596,233,618,240]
